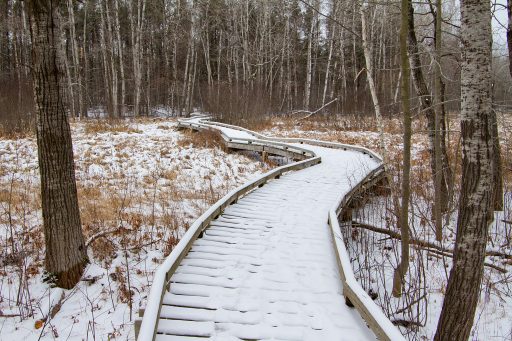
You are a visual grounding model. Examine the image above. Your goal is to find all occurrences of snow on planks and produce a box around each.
[140,117,400,341]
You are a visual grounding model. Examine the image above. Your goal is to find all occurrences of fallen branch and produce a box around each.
[391,319,423,328]
[394,293,427,315]
[49,291,65,320]
[0,313,21,317]
[127,239,161,251]
[85,227,120,248]
[425,246,507,273]
[352,221,512,263]
[289,98,338,120]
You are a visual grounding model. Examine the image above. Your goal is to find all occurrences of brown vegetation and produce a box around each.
[177,128,228,152]
[82,119,143,135]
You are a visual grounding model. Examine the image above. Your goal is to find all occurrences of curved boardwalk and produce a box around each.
[138,118,403,341]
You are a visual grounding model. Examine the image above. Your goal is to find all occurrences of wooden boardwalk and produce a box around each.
[136,117,405,341]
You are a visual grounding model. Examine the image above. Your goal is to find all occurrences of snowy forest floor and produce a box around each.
[249,113,512,340]
[0,113,511,340]
[0,118,271,340]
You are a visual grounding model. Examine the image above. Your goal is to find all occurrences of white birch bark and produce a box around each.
[114,0,125,115]
[434,1,495,339]
[360,2,385,155]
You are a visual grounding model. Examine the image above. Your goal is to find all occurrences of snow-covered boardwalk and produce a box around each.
[137,117,405,341]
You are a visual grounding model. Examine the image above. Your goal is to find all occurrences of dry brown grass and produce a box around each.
[83,119,143,135]
[0,121,35,139]
[177,128,228,151]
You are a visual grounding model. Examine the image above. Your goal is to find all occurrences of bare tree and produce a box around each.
[433,0,444,240]
[27,0,87,289]
[490,109,503,210]
[114,0,126,115]
[508,0,512,77]
[408,1,453,225]
[360,2,385,155]
[130,0,146,116]
[434,0,495,339]
[66,0,83,118]
[392,0,411,298]
[304,1,317,110]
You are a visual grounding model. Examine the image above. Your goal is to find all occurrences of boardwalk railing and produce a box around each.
[196,119,383,161]
[135,142,321,340]
[136,117,405,341]
[328,166,405,341]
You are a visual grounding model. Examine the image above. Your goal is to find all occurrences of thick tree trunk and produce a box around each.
[434,1,494,339]
[392,0,411,298]
[27,0,87,289]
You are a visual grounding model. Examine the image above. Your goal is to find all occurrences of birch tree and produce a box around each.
[130,0,146,116]
[434,0,495,339]
[114,0,126,115]
[304,2,316,110]
[360,2,385,154]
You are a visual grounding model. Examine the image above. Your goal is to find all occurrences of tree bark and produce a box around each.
[130,0,145,116]
[434,1,494,339]
[392,0,411,298]
[360,3,385,155]
[407,1,452,216]
[304,4,315,110]
[27,0,87,289]
[490,109,503,210]
[67,0,83,118]
[508,0,512,77]
[433,0,443,240]
[104,0,118,118]
[98,0,112,116]
[114,0,125,116]
[322,22,335,108]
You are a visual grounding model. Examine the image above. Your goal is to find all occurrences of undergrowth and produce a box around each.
[0,118,270,339]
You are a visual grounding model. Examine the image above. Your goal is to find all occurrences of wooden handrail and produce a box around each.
[200,120,383,161]
[136,120,322,340]
[137,117,404,341]
[328,167,405,341]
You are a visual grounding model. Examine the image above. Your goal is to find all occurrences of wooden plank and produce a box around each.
[155,335,209,341]
[156,320,214,337]
[142,119,396,341]
[159,306,261,325]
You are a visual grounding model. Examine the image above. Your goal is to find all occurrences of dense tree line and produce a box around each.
[5,0,504,123]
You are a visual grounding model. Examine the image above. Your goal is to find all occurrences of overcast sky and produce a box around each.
[492,0,509,56]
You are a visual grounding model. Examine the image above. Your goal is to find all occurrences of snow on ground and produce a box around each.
[156,144,382,340]
[1,114,510,340]
[254,115,512,340]
[0,118,270,340]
